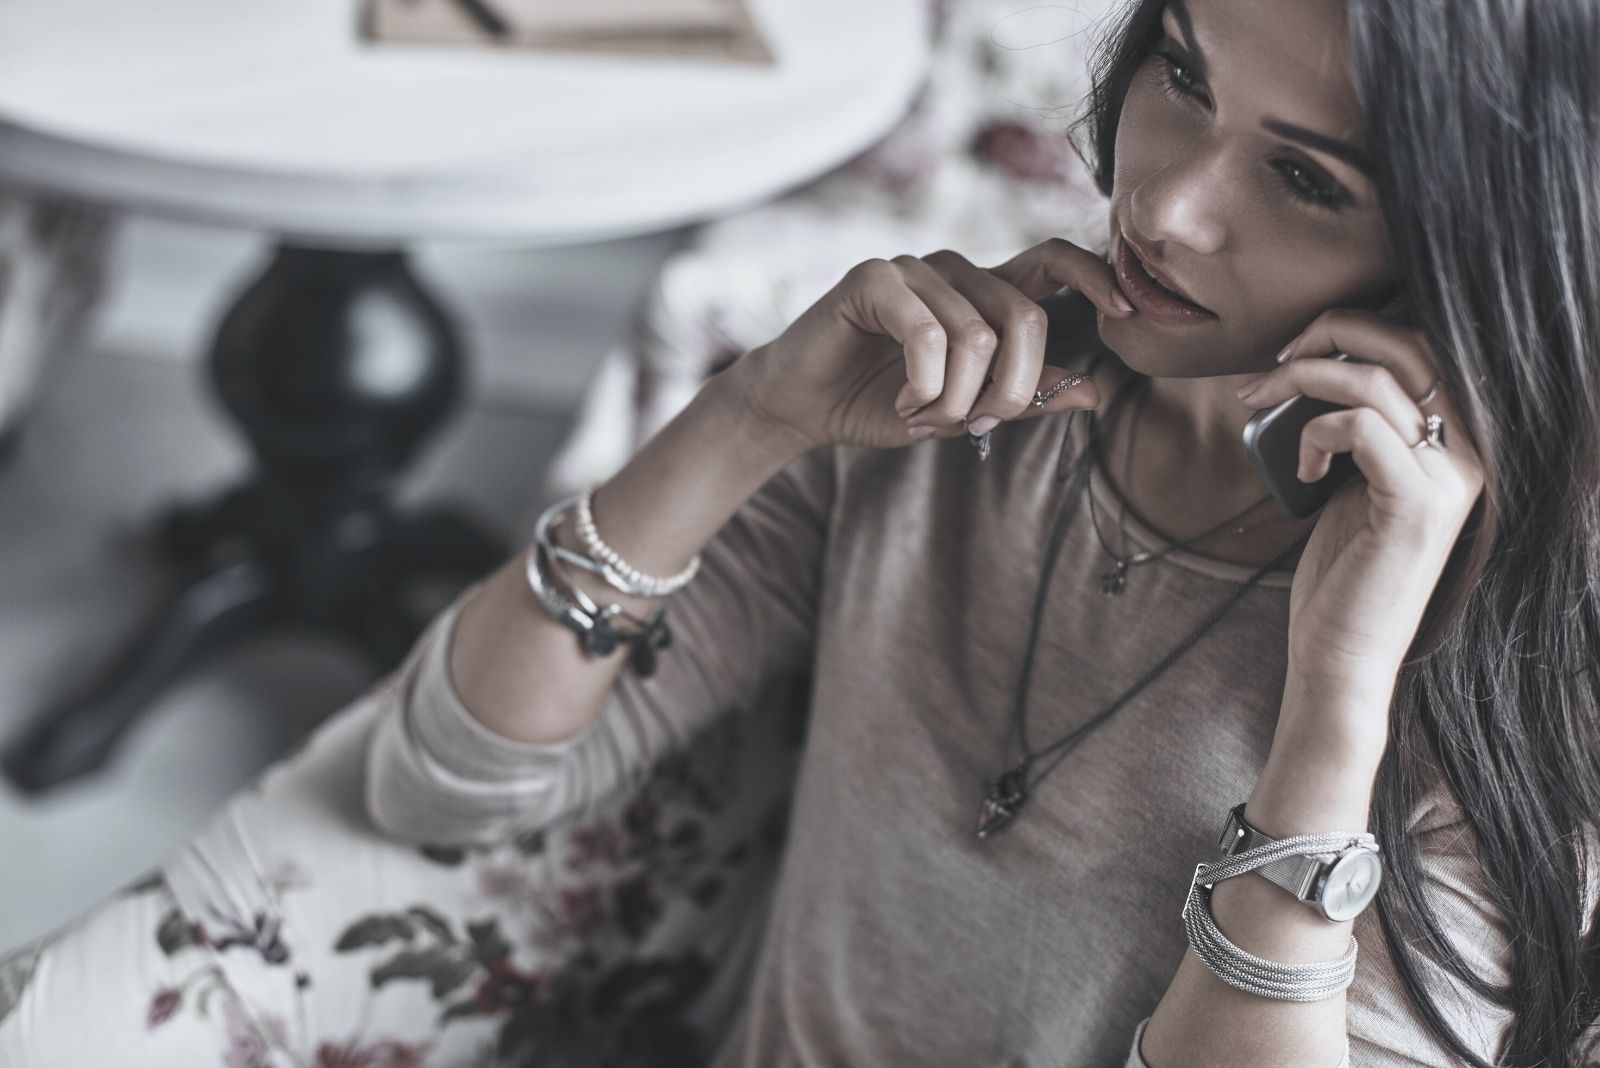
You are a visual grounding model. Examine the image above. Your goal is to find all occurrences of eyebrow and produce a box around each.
[1260,119,1373,177]
[1167,0,1206,75]
[1164,0,1375,180]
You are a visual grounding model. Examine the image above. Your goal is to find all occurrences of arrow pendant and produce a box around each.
[977,767,1029,838]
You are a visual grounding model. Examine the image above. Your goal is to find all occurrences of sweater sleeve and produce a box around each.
[1342,770,1519,1065]
[362,443,837,846]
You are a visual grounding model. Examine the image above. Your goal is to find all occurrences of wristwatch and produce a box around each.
[1216,802,1383,923]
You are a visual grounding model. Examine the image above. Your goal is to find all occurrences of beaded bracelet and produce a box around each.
[531,493,698,604]
[573,488,701,598]
[1181,830,1376,1001]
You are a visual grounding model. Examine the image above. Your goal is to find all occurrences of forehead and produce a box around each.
[1167,0,1365,135]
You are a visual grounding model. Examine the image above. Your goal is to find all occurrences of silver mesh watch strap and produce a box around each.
[1218,802,1333,902]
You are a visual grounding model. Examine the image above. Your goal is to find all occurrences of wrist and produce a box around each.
[1251,670,1392,839]
[712,345,818,464]
[1250,737,1380,839]
[1275,661,1395,772]
[1246,761,1376,839]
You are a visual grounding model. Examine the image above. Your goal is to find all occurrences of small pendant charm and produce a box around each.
[581,625,617,656]
[1100,559,1128,597]
[968,429,992,461]
[977,767,1029,838]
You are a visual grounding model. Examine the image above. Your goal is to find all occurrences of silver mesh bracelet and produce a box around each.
[571,489,700,598]
[1181,830,1377,1001]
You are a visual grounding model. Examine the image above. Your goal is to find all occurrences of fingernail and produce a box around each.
[1111,289,1135,313]
[908,426,937,440]
[1276,340,1299,363]
[1235,377,1263,399]
[966,415,1000,436]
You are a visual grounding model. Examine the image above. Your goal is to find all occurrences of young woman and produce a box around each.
[3,0,1596,1065]
[381,0,1600,1063]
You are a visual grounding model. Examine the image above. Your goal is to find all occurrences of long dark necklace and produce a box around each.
[976,368,1313,839]
[1088,380,1286,597]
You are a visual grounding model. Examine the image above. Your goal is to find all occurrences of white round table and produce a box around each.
[0,0,928,246]
[0,0,928,792]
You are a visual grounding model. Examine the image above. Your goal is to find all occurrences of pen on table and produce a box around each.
[449,0,511,38]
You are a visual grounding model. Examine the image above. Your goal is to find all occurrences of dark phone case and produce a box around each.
[1243,294,1413,519]
[1241,354,1363,520]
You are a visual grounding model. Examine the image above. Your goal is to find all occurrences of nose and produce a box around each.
[1128,141,1230,258]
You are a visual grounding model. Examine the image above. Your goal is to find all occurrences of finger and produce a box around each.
[840,259,949,410]
[892,254,999,426]
[989,237,1136,319]
[1278,308,1440,403]
[1298,406,1430,506]
[920,250,1084,430]
[902,364,1103,445]
[1238,355,1427,448]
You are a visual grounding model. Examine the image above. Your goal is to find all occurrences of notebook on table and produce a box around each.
[363,0,776,64]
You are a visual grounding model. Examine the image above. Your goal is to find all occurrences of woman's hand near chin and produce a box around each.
[728,240,1137,454]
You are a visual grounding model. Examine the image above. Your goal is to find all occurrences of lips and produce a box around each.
[1114,228,1216,324]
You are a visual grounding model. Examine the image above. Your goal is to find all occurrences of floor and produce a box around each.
[0,214,682,953]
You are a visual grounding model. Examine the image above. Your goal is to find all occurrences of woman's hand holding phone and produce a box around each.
[1233,307,1485,764]
[730,240,1136,454]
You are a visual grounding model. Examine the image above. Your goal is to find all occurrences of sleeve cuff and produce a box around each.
[406,582,600,790]
[363,578,602,844]
[1123,1016,1350,1067]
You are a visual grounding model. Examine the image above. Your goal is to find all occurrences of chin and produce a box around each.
[1093,315,1240,380]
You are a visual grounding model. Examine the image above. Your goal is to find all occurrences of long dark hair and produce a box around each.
[1066,2,1600,1064]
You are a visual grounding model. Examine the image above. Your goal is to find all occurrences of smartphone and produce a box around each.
[1241,351,1372,518]
[1242,294,1411,519]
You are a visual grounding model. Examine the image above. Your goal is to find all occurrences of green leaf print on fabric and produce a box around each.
[156,907,204,955]
[334,913,417,951]
[371,949,478,999]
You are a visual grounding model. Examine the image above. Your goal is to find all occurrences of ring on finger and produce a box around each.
[1412,412,1447,450]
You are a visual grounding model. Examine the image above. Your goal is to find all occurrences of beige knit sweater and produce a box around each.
[366,362,1521,1065]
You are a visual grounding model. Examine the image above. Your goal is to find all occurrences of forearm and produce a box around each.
[448,353,812,746]
[1137,672,1392,1067]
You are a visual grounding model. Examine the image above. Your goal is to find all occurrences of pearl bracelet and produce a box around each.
[572,488,701,598]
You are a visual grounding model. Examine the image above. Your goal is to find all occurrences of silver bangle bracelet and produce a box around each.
[542,535,668,638]
[573,488,700,598]
[522,541,596,640]
[1181,831,1375,1001]
[531,494,688,600]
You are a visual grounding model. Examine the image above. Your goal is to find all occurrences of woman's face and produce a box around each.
[1099,0,1397,378]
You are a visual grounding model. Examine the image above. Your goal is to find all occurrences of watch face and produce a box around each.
[1320,850,1384,922]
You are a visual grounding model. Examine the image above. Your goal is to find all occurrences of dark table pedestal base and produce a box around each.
[3,244,507,793]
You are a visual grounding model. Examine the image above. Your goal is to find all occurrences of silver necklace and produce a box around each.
[1087,378,1286,596]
